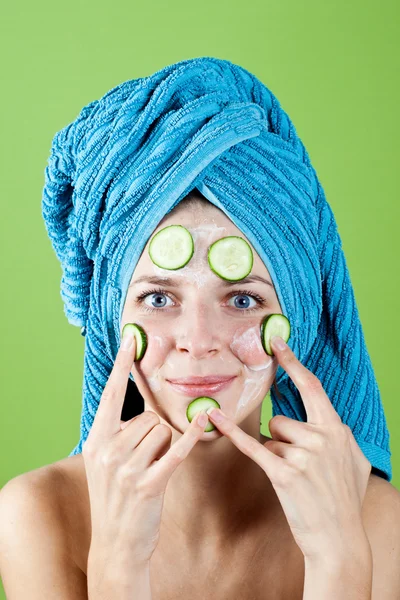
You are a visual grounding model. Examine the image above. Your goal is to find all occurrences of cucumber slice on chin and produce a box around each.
[186,397,221,432]
[122,323,148,361]
[148,225,194,270]
[260,314,291,356]
[208,236,253,281]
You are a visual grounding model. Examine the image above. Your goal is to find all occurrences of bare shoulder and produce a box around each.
[363,471,400,511]
[362,472,400,539]
[362,472,400,598]
[0,454,89,542]
[0,455,89,598]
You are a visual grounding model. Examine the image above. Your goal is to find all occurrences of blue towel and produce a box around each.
[42,56,392,481]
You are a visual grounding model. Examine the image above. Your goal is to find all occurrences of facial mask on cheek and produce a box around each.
[137,334,167,393]
[230,325,273,370]
[147,371,162,392]
[230,325,274,416]
[153,335,166,348]
[235,364,274,414]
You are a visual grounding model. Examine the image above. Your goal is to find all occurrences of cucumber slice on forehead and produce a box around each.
[148,225,194,270]
[260,314,291,356]
[186,397,221,432]
[122,323,148,361]
[208,236,253,281]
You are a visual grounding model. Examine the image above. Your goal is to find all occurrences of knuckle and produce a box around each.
[135,477,159,499]
[274,465,296,488]
[82,438,97,458]
[285,352,296,366]
[306,374,323,392]
[248,438,262,457]
[117,462,140,483]
[329,422,348,441]
[290,447,309,472]
[134,479,149,497]
[143,411,160,424]
[100,449,120,469]
[251,444,265,463]
[154,423,172,438]
[342,423,352,436]
[82,440,92,456]
[296,370,321,391]
[269,415,286,428]
[170,447,186,463]
[307,430,325,452]
[101,386,116,403]
[339,424,352,444]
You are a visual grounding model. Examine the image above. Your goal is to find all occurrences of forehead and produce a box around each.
[130,195,272,283]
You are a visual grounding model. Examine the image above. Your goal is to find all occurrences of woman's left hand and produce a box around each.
[206,335,372,561]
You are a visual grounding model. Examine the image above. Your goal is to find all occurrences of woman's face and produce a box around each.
[120,198,282,428]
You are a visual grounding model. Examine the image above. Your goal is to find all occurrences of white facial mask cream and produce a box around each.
[230,325,273,370]
[230,325,274,416]
[143,224,275,418]
[150,225,228,288]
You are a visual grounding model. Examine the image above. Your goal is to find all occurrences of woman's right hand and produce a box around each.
[82,327,208,567]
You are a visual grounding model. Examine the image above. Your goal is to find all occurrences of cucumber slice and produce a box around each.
[208,236,253,281]
[122,323,148,361]
[186,397,221,432]
[148,225,194,270]
[260,314,291,356]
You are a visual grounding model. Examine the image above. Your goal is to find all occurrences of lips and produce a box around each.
[168,375,236,385]
[167,376,236,397]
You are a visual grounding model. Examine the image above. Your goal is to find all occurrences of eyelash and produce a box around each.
[134,287,268,315]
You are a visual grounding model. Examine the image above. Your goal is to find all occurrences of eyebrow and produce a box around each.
[129,274,274,289]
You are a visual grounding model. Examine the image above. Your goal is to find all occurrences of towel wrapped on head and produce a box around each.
[41,56,392,481]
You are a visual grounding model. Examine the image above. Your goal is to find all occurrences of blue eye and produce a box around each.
[134,287,267,315]
[143,291,173,310]
[227,293,258,311]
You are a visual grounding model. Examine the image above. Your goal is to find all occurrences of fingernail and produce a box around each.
[197,411,208,427]
[271,336,286,351]
[206,408,224,422]
[121,325,134,350]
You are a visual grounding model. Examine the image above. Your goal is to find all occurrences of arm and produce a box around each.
[303,533,373,600]
[362,474,400,599]
[0,472,153,600]
[87,545,152,600]
[302,474,400,600]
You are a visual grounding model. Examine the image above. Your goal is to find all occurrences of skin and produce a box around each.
[120,192,285,563]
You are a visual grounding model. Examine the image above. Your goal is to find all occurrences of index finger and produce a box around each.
[206,408,283,476]
[130,347,158,408]
[270,336,340,425]
[150,411,208,479]
[91,327,138,438]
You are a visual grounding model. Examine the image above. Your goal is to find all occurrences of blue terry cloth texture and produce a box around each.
[41,56,392,481]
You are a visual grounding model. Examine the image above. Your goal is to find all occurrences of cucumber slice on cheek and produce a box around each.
[186,397,221,432]
[122,323,148,361]
[119,323,219,432]
[260,314,291,356]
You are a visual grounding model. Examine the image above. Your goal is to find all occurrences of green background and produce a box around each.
[1,0,398,596]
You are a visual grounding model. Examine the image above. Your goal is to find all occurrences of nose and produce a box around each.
[175,301,221,359]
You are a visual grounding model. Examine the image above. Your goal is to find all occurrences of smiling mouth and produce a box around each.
[167,377,236,396]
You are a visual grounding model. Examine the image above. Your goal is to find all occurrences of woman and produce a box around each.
[0,56,399,599]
